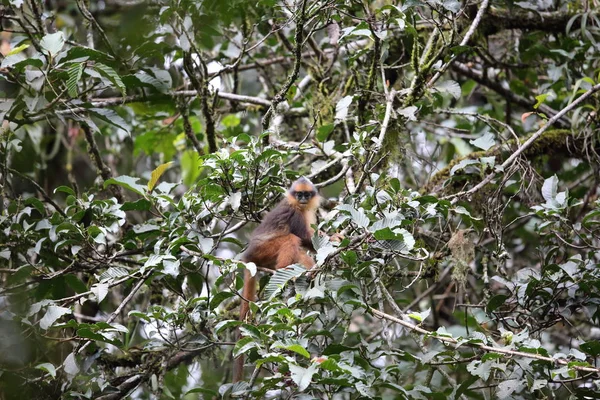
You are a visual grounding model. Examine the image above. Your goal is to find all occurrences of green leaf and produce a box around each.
[95,63,126,95]
[215,319,242,333]
[580,340,600,357]
[35,362,57,379]
[104,175,146,196]
[408,308,430,322]
[54,185,75,196]
[486,294,508,313]
[272,341,310,358]
[316,124,334,142]
[63,46,115,64]
[209,291,235,310]
[148,161,173,192]
[456,375,478,398]
[121,199,152,211]
[185,388,219,397]
[534,93,549,109]
[450,159,479,176]
[181,150,202,186]
[233,336,258,357]
[67,62,84,98]
[77,328,121,346]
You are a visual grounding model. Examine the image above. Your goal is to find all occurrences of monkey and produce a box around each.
[233,177,320,382]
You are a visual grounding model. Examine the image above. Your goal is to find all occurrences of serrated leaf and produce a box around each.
[95,63,126,95]
[435,80,461,99]
[264,264,307,300]
[337,204,370,228]
[104,175,146,196]
[67,62,84,98]
[99,267,130,282]
[89,108,129,133]
[215,319,242,333]
[466,359,493,380]
[497,379,525,399]
[148,161,173,192]
[134,71,170,92]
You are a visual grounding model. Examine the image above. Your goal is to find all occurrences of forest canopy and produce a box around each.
[1,0,600,399]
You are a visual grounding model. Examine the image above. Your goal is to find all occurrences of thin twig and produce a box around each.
[6,167,66,217]
[371,308,600,374]
[446,83,600,202]
[261,0,309,139]
[427,0,490,88]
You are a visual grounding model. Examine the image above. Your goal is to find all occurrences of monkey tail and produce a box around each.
[233,269,256,382]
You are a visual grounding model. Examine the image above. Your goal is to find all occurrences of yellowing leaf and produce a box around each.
[7,43,30,56]
[148,161,173,192]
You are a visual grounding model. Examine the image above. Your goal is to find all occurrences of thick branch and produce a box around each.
[481,8,574,34]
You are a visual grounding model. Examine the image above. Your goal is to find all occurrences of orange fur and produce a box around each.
[234,178,319,382]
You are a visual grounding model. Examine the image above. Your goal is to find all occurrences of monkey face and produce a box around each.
[288,177,320,209]
[293,190,316,204]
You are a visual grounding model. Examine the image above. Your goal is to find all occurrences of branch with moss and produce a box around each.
[425,128,598,195]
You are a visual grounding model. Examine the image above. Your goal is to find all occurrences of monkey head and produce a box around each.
[286,177,320,210]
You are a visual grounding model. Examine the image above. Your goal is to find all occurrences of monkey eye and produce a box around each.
[293,191,315,200]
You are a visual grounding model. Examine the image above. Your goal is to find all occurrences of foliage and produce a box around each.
[1,0,600,399]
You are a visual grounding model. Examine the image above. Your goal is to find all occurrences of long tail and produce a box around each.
[233,269,255,382]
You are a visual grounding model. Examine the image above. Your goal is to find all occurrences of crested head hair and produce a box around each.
[290,176,315,192]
